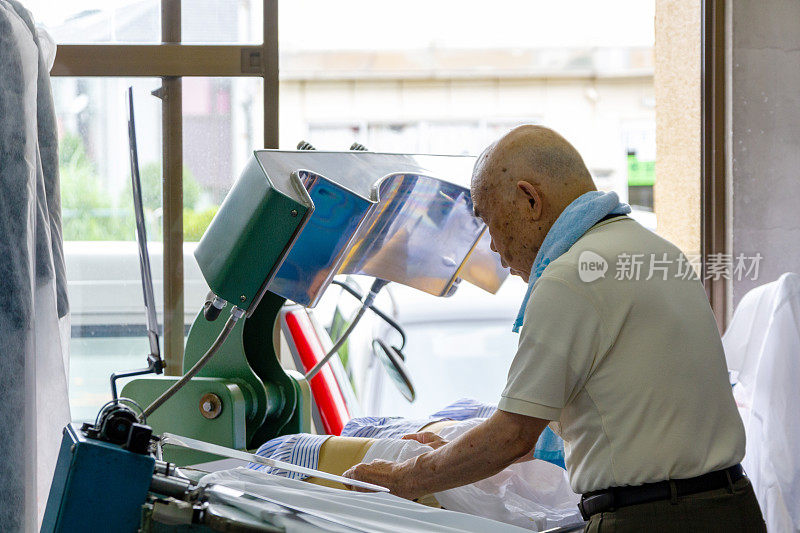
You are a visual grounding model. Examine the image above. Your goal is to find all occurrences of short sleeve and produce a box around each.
[498,276,608,421]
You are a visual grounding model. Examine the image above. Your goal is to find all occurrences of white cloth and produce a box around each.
[723,273,800,532]
[0,2,71,529]
[200,469,533,533]
[362,419,581,531]
[500,217,745,493]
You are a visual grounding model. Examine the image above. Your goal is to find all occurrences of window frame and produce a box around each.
[50,0,278,375]
[701,0,728,330]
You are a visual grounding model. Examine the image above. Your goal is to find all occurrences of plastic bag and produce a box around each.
[364,419,581,531]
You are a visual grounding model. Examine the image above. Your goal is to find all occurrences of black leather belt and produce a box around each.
[578,464,746,521]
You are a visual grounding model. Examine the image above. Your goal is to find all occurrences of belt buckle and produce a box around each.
[579,492,615,521]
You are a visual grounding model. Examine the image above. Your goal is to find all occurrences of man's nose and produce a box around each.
[490,239,497,253]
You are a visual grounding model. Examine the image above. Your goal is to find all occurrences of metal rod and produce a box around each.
[110,366,156,401]
[161,0,184,375]
[701,0,728,331]
[161,433,388,493]
[150,474,193,498]
[264,0,279,148]
[331,279,406,349]
[305,279,388,380]
[127,86,163,370]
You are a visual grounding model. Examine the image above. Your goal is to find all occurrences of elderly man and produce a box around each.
[345,125,766,531]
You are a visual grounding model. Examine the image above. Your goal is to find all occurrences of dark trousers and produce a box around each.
[584,477,766,532]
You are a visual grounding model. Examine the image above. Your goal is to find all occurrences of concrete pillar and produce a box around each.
[729,0,800,306]
[654,0,702,258]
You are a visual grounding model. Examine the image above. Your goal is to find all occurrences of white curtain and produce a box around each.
[0,1,71,530]
[723,273,800,532]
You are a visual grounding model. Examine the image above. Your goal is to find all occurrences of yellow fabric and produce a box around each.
[499,217,745,494]
[305,435,441,507]
[306,437,375,490]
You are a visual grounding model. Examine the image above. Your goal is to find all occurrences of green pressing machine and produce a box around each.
[121,149,509,465]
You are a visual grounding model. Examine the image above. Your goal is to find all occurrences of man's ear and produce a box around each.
[517,181,543,220]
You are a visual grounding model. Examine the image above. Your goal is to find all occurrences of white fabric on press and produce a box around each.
[723,273,800,532]
[363,419,581,531]
[200,469,533,533]
[0,2,71,529]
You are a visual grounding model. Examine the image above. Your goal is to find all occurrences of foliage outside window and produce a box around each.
[60,131,219,242]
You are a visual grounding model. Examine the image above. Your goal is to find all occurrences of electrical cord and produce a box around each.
[330,279,406,349]
[304,278,388,380]
[140,277,387,417]
[139,306,245,421]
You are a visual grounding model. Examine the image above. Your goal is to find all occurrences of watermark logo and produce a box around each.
[578,250,608,282]
[577,251,763,282]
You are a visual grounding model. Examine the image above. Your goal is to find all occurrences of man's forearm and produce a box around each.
[398,410,547,497]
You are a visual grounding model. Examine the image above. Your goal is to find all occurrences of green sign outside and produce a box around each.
[627,153,656,187]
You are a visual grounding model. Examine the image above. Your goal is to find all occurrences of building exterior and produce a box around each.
[43,0,656,219]
[280,46,655,206]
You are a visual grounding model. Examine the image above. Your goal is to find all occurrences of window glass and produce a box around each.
[377,321,520,418]
[279,0,656,214]
[58,75,263,422]
[54,78,164,422]
[180,0,263,44]
[182,77,264,242]
[181,77,264,316]
[24,0,160,43]
[24,0,263,44]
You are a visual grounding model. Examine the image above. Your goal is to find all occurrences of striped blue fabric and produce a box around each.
[340,416,432,440]
[248,399,567,477]
[248,433,331,479]
[342,399,565,469]
[429,398,498,420]
[340,398,498,439]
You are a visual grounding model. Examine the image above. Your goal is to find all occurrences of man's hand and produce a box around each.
[343,459,420,499]
[342,432,448,499]
[343,410,548,500]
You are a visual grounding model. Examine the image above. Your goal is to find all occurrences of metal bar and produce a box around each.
[701,0,728,331]
[161,0,184,375]
[160,433,389,492]
[127,87,161,363]
[50,45,265,77]
[48,46,653,83]
[264,0,279,148]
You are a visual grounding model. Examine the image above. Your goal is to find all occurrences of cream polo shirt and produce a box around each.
[498,217,745,494]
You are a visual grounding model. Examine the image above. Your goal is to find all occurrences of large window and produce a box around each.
[29,1,713,421]
[26,0,276,422]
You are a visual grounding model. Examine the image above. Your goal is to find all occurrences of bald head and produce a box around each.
[471,125,597,280]
[472,125,595,216]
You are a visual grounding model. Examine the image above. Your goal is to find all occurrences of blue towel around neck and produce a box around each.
[512,191,631,333]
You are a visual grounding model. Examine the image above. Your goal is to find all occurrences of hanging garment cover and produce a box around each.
[0,1,71,529]
[723,273,800,533]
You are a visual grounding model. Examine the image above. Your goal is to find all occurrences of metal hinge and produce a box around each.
[241,47,263,74]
